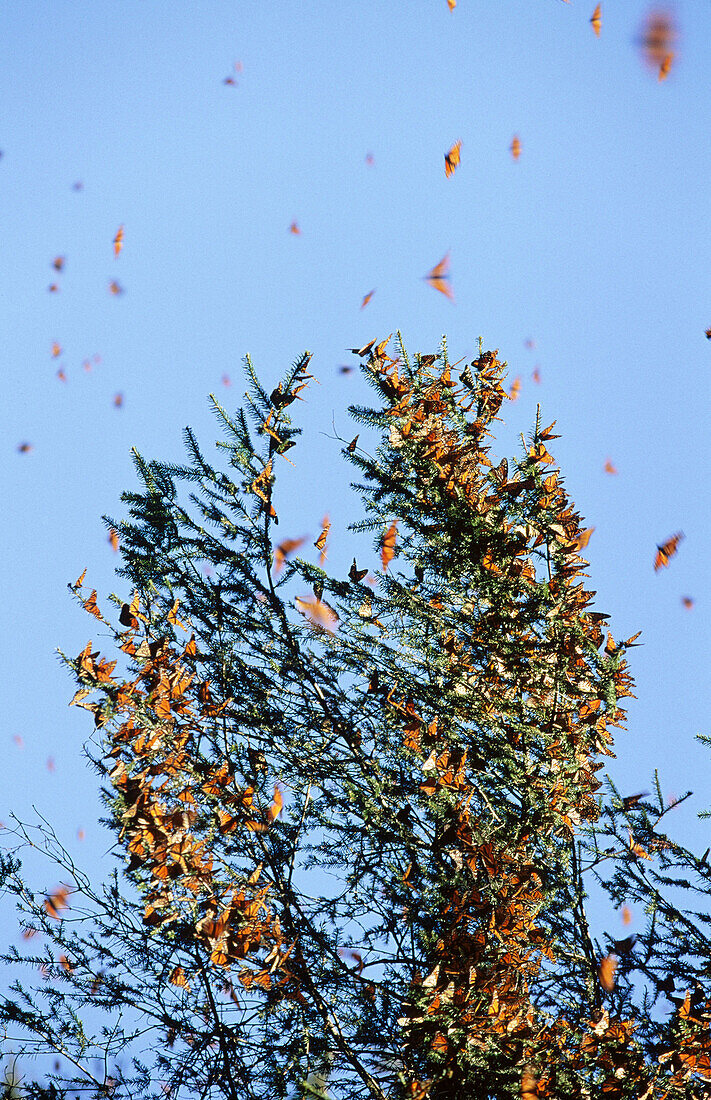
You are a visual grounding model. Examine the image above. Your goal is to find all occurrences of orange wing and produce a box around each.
[113,225,124,257]
[381,520,398,571]
[574,527,595,550]
[603,457,618,475]
[654,531,683,571]
[295,596,338,633]
[447,0,456,10]
[424,253,454,301]
[510,135,521,160]
[598,954,617,992]
[289,221,301,235]
[273,536,306,576]
[361,289,375,310]
[590,5,601,37]
[314,515,331,564]
[507,376,521,401]
[444,140,461,177]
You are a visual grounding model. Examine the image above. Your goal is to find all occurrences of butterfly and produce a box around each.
[273,536,306,576]
[113,393,124,408]
[622,791,649,811]
[52,256,65,272]
[574,527,594,550]
[107,528,119,552]
[51,342,62,358]
[532,367,541,384]
[640,11,676,78]
[314,516,330,564]
[349,559,368,583]
[295,595,338,633]
[44,885,70,920]
[590,4,601,37]
[658,53,673,81]
[108,280,124,295]
[349,339,376,356]
[654,532,683,571]
[598,954,617,992]
[113,225,124,257]
[381,520,398,571]
[424,253,454,301]
[444,140,461,177]
[447,0,456,10]
[510,135,521,160]
[706,328,711,339]
[289,221,301,235]
[682,596,694,610]
[56,368,67,382]
[223,61,243,85]
[347,435,359,453]
[604,457,618,475]
[507,376,521,401]
[16,442,33,454]
[361,289,375,310]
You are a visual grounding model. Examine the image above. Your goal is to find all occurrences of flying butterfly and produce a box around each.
[347,435,359,452]
[314,515,331,564]
[107,528,119,552]
[604,457,618,475]
[598,954,617,992]
[507,376,521,401]
[447,0,456,10]
[424,253,454,301]
[289,221,301,235]
[444,140,461,178]
[510,135,521,160]
[681,596,694,610]
[532,367,541,384]
[590,4,601,37]
[361,289,375,310]
[654,532,683,571]
[51,342,62,358]
[113,225,124,257]
[52,256,65,272]
[274,536,306,576]
[295,595,338,633]
[574,527,595,550]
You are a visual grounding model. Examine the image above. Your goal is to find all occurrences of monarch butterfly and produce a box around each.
[590,4,601,37]
[654,531,683,571]
[510,135,521,160]
[361,289,375,310]
[289,221,300,234]
[598,954,617,992]
[381,520,398,570]
[113,224,124,257]
[424,254,454,301]
[349,559,368,583]
[444,140,461,177]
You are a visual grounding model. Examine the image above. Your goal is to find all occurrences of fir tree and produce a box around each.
[2,336,711,1100]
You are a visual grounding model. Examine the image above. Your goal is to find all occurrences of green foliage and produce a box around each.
[2,338,711,1100]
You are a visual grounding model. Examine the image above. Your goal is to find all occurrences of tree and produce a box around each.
[2,335,711,1100]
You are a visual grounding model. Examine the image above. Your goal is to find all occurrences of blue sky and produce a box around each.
[2,0,710,937]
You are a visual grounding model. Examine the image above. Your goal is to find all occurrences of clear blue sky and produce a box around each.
[2,0,710,934]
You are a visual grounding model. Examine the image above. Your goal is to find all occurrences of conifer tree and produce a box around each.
[2,336,711,1100]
